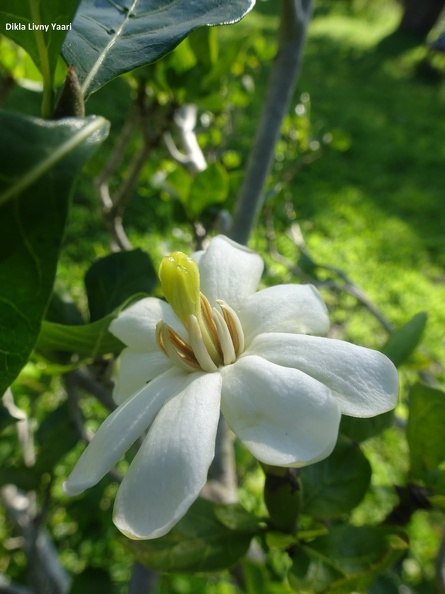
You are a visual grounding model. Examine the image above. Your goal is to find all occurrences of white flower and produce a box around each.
[63,235,398,540]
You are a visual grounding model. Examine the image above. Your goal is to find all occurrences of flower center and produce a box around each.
[156,252,245,373]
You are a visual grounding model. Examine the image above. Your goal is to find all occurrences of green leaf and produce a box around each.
[69,567,115,594]
[0,0,79,75]
[0,112,109,396]
[84,249,157,322]
[129,498,260,572]
[36,315,124,361]
[62,0,255,97]
[340,410,394,443]
[188,163,229,218]
[263,468,301,533]
[0,466,41,490]
[290,525,408,594]
[300,435,372,518]
[0,398,20,432]
[381,312,427,367]
[0,0,80,115]
[46,292,85,326]
[35,402,78,473]
[407,382,445,488]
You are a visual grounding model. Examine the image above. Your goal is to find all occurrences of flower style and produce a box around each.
[63,235,398,540]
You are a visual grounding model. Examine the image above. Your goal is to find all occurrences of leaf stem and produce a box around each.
[230,0,313,246]
[29,0,53,117]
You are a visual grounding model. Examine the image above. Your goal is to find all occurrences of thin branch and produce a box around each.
[0,486,71,594]
[95,83,175,251]
[165,105,207,174]
[63,372,122,485]
[265,215,394,333]
[128,562,158,594]
[230,0,313,245]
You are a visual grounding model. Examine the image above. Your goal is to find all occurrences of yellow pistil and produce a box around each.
[157,251,245,373]
[158,252,201,329]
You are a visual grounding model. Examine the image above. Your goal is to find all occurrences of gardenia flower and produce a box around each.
[63,235,398,539]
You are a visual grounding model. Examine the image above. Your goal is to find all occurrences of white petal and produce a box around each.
[109,297,184,351]
[238,284,330,346]
[198,235,264,309]
[113,348,172,405]
[248,334,399,417]
[113,372,222,539]
[63,367,189,496]
[221,356,340,467]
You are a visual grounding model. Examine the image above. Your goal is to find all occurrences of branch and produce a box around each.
[265,216,395,333]
[96,83,175,251]
[164,105,207,174]
[0,486,71,594]
[230,0,313,245]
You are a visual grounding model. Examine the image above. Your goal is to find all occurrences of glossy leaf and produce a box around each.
[129,498,259,572]
[0,0,79,80]
[84,249,157,322]
[188,163,229,218]
[36,315,124,360]
[0,112,109,396]
[70,567,115,594]
[300,436,372,518]
[407,382,445,488]
[381,312,427,367]
[340,410,394,443]
[263,468,301,533]
[0,403,18,432]
[290,525,408,594]
[62,0,255,97]
[35,402,78,473]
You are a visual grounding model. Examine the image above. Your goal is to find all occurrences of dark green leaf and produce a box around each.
[340,410,394,443]
[35,402,78,473]
[62,0,255,97]
[188,163,229,218]
[69,567,115,594]
[84,249,157,322]
[263,468,301,533]
[0,466,41,490]
[0,402,19,432]
[0,112,109,396]
[300,435,372,518]
[0,0,79,83]
[381,312,427,367]
[36,315,124,360]
[290,525,408,594]
[46,288,85,326]
[407,382,445,488]
[129,498,260,572]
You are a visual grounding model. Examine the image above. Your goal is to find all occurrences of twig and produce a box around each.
[164,105,207,174]
[0,486,71,594]
[0,574,31,594]
[230,0,313,245]
[2,389,35,467]
[63,372,122,485]
[265,215,394,333]
[95,82,175,251]
[68,367,115,412]
[128,562,158,594]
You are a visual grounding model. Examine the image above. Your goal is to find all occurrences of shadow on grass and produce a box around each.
[283,23,445,266]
